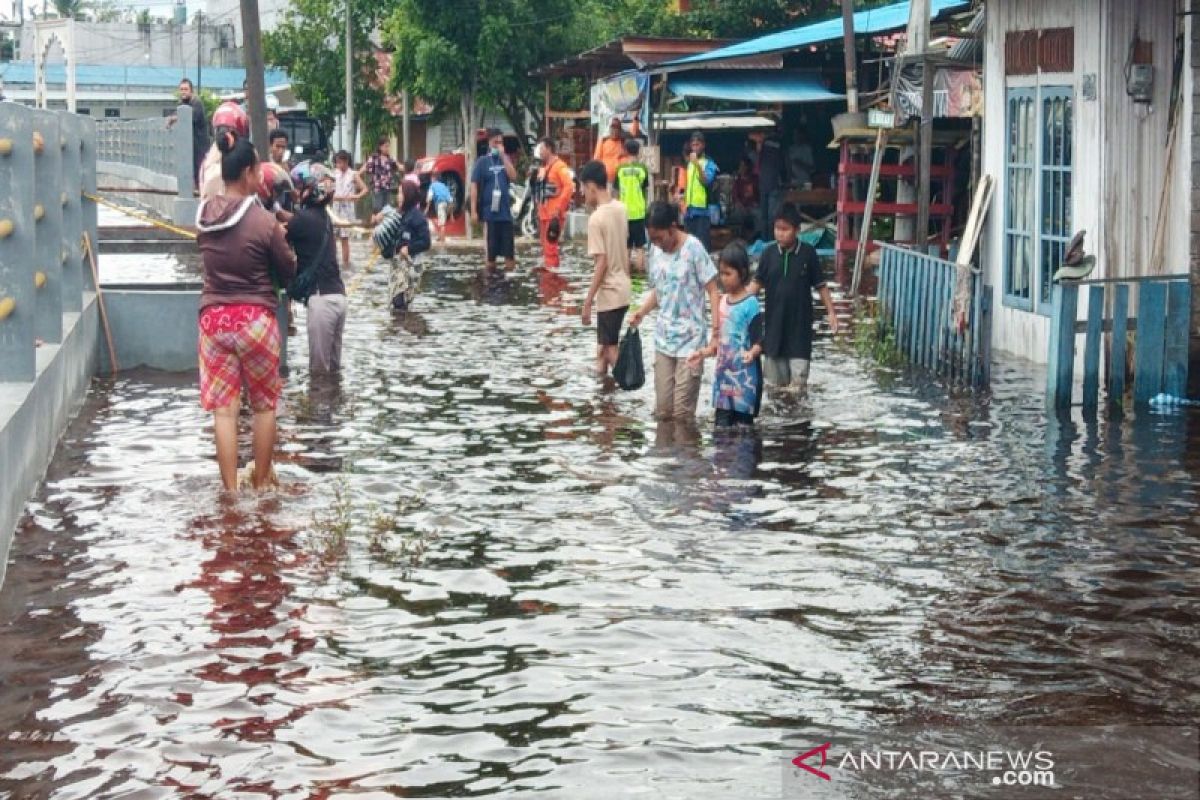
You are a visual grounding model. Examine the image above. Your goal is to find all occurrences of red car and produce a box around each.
[414,131,531,238]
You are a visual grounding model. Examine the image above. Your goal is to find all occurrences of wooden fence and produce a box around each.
[1046,275,1191,412]
[876,244,992,389]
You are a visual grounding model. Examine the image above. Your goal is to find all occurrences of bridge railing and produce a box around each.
[96,105,196,225]
[0,102,99,382]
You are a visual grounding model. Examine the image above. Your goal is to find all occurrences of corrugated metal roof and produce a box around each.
[662,0,972,68]
[668,71,844,104]
[0,62,290,90]
[947,7,984,63]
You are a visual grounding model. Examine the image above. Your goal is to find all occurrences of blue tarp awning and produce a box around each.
[663,0,971,68]
[0,62,291,91]
[669,71,843,104]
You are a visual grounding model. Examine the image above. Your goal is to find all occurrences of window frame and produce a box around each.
[1002,81,1074,315]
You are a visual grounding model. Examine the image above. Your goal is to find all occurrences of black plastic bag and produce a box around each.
[614,327,645,391]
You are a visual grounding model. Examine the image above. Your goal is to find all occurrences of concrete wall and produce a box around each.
[99,284,201,372]
[0,297,100,589]
[98,160,197,224]
[18,20,238,69]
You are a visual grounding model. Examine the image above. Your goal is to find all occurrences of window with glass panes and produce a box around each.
[1003,85,1073,312]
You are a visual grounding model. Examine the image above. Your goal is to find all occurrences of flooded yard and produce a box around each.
[1,240,1198,798]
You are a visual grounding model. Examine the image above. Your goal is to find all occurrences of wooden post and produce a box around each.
[1046,282,1079,411]
[1164,280,1191,397]
[850,128,886,297]
[401,89,411,162]
[840,0,859,113]
[1109,284,1130,410]
[1134,281,1168,405]
[1082,285,1104,413]
[916,54,933,253]
[240,0,269,160]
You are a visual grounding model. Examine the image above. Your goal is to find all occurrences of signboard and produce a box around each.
[893,64,983,119]
[642,145,660,173]
[590,71,650,130]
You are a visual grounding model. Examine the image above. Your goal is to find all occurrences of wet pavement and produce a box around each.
[1,239,1199,798]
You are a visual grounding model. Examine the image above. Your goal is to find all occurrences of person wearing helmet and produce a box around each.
[200,101,250,201]
[286,162,347,373]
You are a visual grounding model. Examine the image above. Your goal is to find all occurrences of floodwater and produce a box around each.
[2,240,1199,799]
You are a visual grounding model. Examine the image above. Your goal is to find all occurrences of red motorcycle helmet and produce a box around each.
[212,101,250,138]
[257,161,292,207]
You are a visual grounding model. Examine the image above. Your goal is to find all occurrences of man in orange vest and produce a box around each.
[535,137,575,271]
[593,116,626,185]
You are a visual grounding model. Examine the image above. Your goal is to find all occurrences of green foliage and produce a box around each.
[669,0,902,38]
[264,0,396,147]
[51,0,88,18]
[198,89,221,122]
[384,0,591,137]
[851,301,903,368]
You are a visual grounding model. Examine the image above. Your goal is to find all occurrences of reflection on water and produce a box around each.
[2,241,1200,798]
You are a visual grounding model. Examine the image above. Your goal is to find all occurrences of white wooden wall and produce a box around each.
[979,0,1190,365]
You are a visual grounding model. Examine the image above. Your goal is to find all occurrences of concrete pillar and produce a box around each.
[59,113,83,312]
[31,110,63,345]
[0,104,36,382]
[80,115,98,291]
[172,103,197,225]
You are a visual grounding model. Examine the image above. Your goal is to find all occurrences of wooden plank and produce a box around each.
[900,254,914,354]
[970,275,984,389]
[932,261,946,374]
[1163,280,1191,397]
[1045,283,1079,411]
[1109,284,1130,410]
[916,257,931,367]
[941,263,955,378]
[1133,281,1168,405]
[1082,285,1104,413]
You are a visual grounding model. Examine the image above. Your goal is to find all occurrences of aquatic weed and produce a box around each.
[311,478,353,570]
[851,302,903,368]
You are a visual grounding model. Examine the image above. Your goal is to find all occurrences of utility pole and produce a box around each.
[908,0,932,251]
[197,11,204,94]
[240,0,269,159]
[839,0,858,113]
[344,0,354,161]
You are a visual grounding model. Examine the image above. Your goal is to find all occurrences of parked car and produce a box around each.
[276,111,329,166]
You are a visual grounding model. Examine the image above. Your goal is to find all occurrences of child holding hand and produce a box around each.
[689,243,764,428]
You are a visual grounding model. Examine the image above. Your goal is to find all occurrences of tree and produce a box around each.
[51,0,88,18]
[383,0,593,146]
[264,0,397,152]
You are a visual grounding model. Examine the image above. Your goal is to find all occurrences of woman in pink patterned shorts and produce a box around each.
[196,131,297,491]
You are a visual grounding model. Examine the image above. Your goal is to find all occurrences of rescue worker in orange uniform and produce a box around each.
[535,136,575,271]
[593,116,626,185]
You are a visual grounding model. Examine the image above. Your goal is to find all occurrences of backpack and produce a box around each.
[288,212,330,305]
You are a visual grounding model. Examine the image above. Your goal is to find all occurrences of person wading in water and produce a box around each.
[196,131,297,492]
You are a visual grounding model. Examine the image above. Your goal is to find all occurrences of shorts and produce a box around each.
[715,409,755,428]
[435,201,449,228]
[333,201,356,240]
[485,220,515,262]
[627,219,647,249]
[762,356,810,389]
[596,305,628,346]
[198,304,282,412]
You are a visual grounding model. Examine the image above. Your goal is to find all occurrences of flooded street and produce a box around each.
[2,241,1199,799]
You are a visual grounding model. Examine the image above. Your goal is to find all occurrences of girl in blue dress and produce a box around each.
[689,243,764,427]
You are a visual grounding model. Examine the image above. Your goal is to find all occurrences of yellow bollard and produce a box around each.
[0,219,13,239]
[34,205,45,222]
[0,138,12,156]
[0,297,14,320]
[34,271,47,289]
[32,131,44,156]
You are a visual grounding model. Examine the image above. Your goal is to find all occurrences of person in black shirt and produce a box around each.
[286,163,347,373]
[174,78,210,189]
[748,203,839,398]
